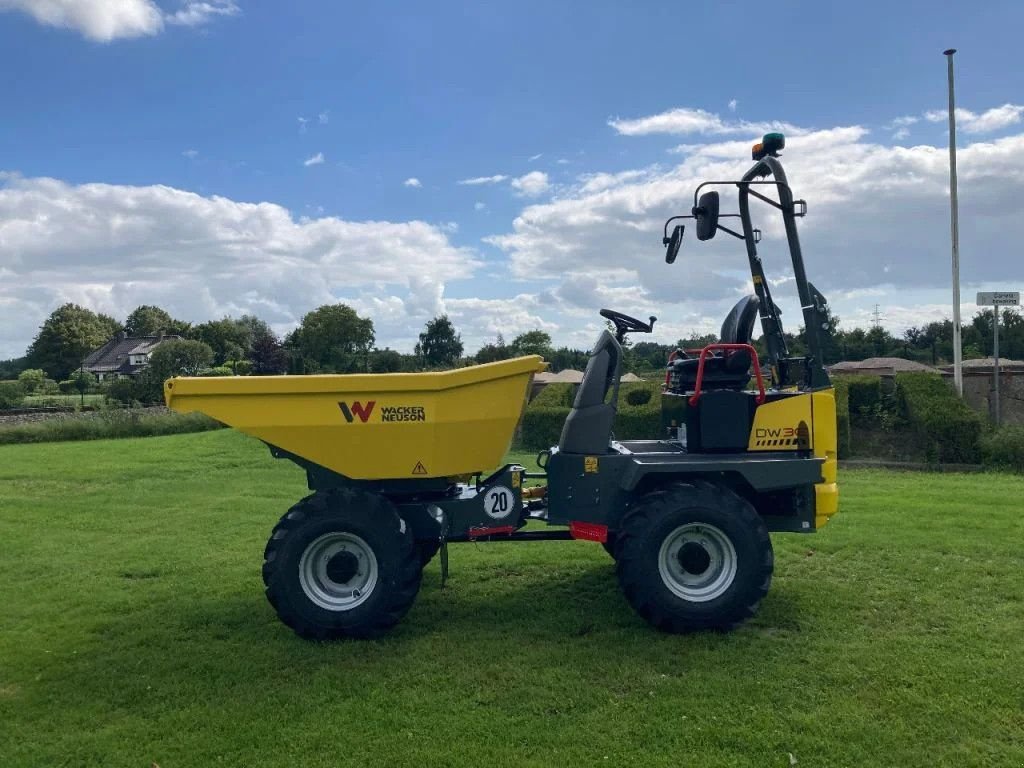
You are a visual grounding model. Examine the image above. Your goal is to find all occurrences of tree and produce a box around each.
[475,334,512,364]
[123,305,189,337]
[293,304,375,373]
[0,357,26,379]
[510,330,553,358]
[148,339,214,379]
[26,303,121,380]
[191,317,253,366]
[17,369,46,394]
[369,348,405,373]
[136,339,214,403]
[415,315,464,369]
[251,327,288,375]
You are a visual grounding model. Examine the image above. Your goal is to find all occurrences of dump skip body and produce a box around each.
[165,356,546,480]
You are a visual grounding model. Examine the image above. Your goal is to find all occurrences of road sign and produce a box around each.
[976,291,1020,306]
[974,291,1019,426]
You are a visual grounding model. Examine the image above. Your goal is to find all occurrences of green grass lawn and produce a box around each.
[2,430,1022,767]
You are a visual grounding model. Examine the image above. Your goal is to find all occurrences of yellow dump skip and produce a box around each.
[165,356,546,480]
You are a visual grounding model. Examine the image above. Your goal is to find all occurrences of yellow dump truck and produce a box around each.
[167,133,838,639]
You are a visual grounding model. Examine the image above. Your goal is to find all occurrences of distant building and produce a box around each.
[828,357,940,376]
[939,357,1024,373]
[82,331,182,381]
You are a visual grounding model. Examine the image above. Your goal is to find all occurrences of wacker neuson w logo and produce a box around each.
[338,401,426,423]
[339,401,376,423]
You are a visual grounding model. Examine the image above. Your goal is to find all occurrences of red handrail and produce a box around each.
[687,343,766,406]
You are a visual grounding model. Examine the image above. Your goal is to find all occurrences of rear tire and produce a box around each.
[262,490,422,640]
[616,481,772,633]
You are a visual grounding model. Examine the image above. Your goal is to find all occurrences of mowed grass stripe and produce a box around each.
[1,430,1022,767]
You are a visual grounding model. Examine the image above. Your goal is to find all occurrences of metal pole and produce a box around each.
[993,306,1000,426]
[944,48,963,396]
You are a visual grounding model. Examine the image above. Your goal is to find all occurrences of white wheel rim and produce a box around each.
[657,522,737,603]
[298,532,379,611]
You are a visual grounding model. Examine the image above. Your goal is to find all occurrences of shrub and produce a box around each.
[895,372,983,463]
[844,375,882,425]
[613,382,661,440]
[41,378,60,395]
[200,366,235,377]
[0,410,222,445]
[626,388,652,406]
[104,378,143,405]
[519,407,568,450]
[229,360,253,375]
[531,383,574,407]
[58,380,77,394]
[0,380,25,409]
[832,377,852,459]
[981,426,1024,473]
[17,368,46,393]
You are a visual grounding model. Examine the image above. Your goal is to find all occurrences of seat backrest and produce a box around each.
[558,331,621,454]
[720,295,760,345]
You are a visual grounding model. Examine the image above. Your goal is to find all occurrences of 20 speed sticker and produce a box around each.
[483,485,515,519]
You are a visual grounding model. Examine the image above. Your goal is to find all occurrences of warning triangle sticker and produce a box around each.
[412,461,428,475]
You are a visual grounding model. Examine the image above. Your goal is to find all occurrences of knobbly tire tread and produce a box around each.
[262,490,422,640]
[614,481,773,633]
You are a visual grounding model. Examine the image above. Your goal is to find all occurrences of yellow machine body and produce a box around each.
[746,389,839,529]
[165,356,546,480]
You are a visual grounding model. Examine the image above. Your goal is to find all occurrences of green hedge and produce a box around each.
[0,410,222,445]
[895,372,983,463]
[832,377,851,459]
[531,383,574,408]
[518,380,661,449]
[981,426,1024,473]
[845,375,882,426]
[0,380,25,409]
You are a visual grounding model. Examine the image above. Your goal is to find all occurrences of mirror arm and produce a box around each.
[662,214,693,241]
[716,223,746,241]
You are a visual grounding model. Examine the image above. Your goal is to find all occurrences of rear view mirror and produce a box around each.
[664,224,684,264]
[694,191,719,241]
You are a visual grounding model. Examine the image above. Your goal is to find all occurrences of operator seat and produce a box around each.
[668,295,759,392]
[558,330,621,454]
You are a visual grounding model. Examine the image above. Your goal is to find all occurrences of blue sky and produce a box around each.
[1,0,1023,359]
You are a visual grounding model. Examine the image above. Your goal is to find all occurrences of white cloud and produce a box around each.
[318,111,329,125]
[608,107,802,137]
[728,99,738,112]
[165,1,238,27]
[303,152,324,167]
[474,201,486,211]
[923,104,1024,134]
[486,123,1024,346]
[181,148,199,159]
[403,177,422,188]
[556,158,570,165]
[297,116,309,134]
[510,171,550,197]
[0,0,237,42]
[889,116,919,128]
[528,153,543,162]
[457,174,508,185]
[0,174,481,358]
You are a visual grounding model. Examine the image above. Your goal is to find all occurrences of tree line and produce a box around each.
[2,300,1022,390]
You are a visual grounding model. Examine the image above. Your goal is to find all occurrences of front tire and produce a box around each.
[615,481,773,633]
[262,490,422,640]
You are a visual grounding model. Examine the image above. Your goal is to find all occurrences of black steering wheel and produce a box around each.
[600,308,657,343]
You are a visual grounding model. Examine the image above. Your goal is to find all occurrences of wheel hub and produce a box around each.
[658,522,738,603]
[325,550,359,584]
[677,541,712,575]
[298,532,379,612]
